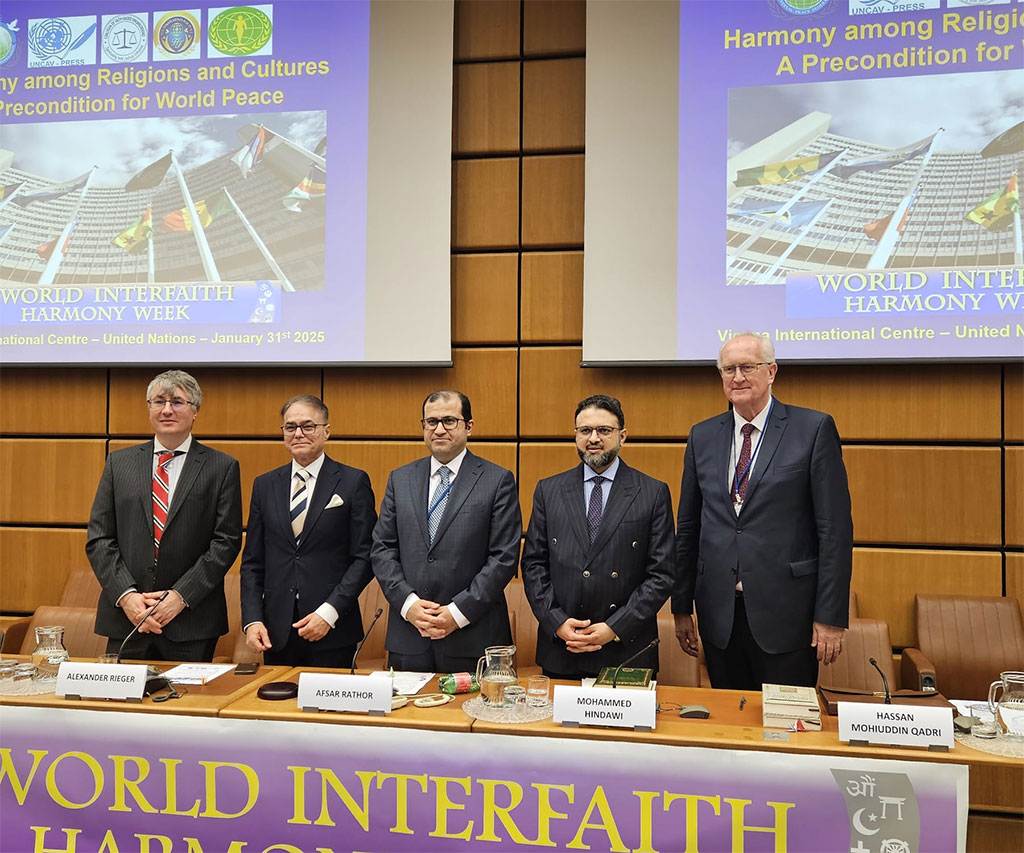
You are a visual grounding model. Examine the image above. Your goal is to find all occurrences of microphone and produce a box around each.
[869,657,892,704]
[116,590,171,663]
[612,637,660,688]
[350,608,384,674]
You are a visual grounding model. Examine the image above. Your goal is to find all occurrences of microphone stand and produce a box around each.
[611,638,659,688]
[869,657,892,704]
[351,608,384,674]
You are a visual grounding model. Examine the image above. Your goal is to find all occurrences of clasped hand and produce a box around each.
[556,618,614,653]
[409,599,457,639]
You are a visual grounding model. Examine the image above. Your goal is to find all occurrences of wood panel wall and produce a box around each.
[0,2,1021,660]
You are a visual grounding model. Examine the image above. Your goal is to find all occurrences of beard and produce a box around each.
[577,443,620,471]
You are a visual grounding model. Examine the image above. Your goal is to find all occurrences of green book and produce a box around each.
[595,666,654,689]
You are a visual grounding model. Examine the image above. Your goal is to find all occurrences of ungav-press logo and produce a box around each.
[208,6,273,58]
[27,16,97,67]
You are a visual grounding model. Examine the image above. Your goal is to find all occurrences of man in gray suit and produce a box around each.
[522,394,675,679]
[86,370,242,661]
[371,390,522,672]
[672,332,853,689]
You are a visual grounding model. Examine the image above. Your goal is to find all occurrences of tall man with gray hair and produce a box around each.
[87,369,242,661]
[673,333,853,689]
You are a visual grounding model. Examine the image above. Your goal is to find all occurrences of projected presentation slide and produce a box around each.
[0,1,453,365]
[681,0,1022,361]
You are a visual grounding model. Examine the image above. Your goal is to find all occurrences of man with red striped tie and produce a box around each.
[87,370,242,661]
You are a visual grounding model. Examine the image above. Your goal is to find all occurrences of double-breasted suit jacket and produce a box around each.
[86,439,242,642]
[521,460,675,674]
[240,455,376,652]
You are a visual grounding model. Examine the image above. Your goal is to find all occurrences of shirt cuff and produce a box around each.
[314,602,339,628]
[400,593,419,621]
[447,601,469,629]
[116,588,137,607]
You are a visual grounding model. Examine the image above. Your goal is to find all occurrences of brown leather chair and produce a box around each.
[59,569,103,608]
[656,611,702,686]
[818,617,896,694]
[902,594,1024,700]
[506,579,541,676]
[355,578,389,671]
[17,605,107,659]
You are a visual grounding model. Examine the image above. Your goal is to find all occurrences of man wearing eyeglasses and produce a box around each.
[86,369,242,661]
[371,390,521,673]
[240,395,376,667]
[521,395,674,679]
[672,332,853,690]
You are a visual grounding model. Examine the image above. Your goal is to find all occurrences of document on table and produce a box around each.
[161,663,235,685]
[390,671,434,695]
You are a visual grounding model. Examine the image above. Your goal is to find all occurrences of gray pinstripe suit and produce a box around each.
[86,439,242,649]
[522,460,675,677]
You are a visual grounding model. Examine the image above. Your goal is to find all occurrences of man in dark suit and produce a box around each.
[86,370,242,661]
[521,394,675,679]
[241,395,376,667]
[371,390,521,673]
[673,332,853,689]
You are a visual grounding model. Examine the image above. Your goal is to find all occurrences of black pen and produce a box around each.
[739,696,746,710]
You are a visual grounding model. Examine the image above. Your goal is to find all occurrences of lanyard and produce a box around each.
[731,397,773,500]
[427,478,454,518]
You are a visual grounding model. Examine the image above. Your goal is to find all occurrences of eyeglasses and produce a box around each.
[281,423,327,435]
[421,416,465,431]
[574,426,619,438]
[147,398,194,411]
[719,363,770,377]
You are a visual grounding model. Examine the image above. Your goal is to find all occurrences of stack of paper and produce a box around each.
[762,683,822,731]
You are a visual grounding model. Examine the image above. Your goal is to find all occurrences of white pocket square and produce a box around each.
[325,494,345,509]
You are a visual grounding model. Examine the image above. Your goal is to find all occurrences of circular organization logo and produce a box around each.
[774,0,831,15]
[208,6,272,57]
[103,15,146,63]
[28,18,73,57]
[156,12,199,57]
[0,20,21,67]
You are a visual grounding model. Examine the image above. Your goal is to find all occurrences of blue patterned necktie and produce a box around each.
[290,470,310,540]
[428,465,451,544]
[587,475,606,542]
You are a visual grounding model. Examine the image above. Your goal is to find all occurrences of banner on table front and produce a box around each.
[0,705,967,852]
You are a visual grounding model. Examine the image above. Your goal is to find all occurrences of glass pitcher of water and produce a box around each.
[31,626,69,682]
[988,670,1024,740]
[476,645,517,707]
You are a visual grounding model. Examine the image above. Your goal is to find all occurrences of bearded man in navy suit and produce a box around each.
[241,395,376,667]
[673,333,853,689]
[522,395,675,680]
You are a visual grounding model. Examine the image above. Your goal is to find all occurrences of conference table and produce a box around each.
[1,668,1020,851]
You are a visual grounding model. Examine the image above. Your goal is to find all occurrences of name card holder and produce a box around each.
[838,702,954,751]
[56,662,147,702]
[297,671,392,715]
[553,685,657,732]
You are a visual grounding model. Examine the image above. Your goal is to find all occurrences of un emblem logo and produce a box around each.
[29,18,73,56]
[209,6,272,57]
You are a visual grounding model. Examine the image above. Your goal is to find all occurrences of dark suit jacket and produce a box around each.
[240,455,377,653]
[672,400,853,654]
[371,450,522,658]
[521,460,675,675]
[86,439,242,642]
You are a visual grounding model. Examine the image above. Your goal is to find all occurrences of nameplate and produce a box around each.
[552,685,656,731]
[56,662,147,701]
[838,701,953,749]
[297,672,391,714]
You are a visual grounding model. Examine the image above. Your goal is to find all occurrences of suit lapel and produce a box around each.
[271,464,293,539]
[299,458,340,545]
[431,452,481,546]
[714,412,734,511]
[136,440,156,521]
[561,465,590,552]
[740,400,788,509]
[410,458,431,545]
[165,441,205,529]
[587,462,639,563]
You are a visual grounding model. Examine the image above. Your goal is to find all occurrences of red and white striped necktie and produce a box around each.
[153,450,180,557]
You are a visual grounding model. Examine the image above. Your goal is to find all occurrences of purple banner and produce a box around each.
[0,705,968,851]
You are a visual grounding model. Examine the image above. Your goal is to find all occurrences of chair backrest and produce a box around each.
[213,571,258,663]
[818,618,895,692]
[356,577,389,670]
[656,613,702,686]
[915,594,1024,700]
[19,606,107,659]
[59,570,102,608]
[505,579,540,675]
